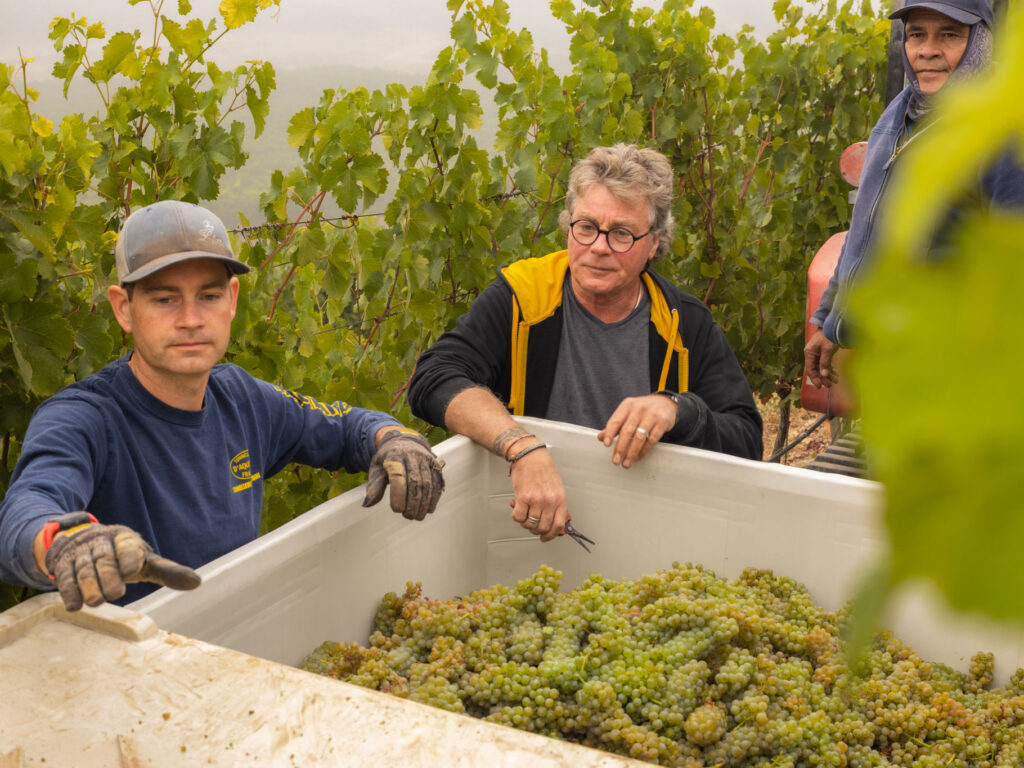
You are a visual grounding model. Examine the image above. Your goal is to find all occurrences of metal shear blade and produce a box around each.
[564,520,595,552]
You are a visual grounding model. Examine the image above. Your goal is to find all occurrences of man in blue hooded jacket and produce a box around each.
[804,0,1024,387]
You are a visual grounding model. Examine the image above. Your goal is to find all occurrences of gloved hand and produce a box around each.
[362,428,445,521]
[44,513,201,612]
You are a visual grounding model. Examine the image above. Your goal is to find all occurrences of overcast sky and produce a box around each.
[1,0,779,78]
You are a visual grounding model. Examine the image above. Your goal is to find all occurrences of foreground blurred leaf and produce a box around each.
[851,7,1024,623]
[856,217,1024,619]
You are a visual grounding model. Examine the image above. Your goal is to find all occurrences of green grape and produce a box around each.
[684,701,728,746]
[301,562,1024,768]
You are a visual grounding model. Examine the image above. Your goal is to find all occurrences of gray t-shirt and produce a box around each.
[544,276,651,430]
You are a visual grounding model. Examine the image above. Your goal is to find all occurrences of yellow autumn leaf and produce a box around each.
[219,0,258,29]
[31,116,54,138]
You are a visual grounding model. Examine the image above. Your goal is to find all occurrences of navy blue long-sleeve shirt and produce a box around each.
[0,355,400,602]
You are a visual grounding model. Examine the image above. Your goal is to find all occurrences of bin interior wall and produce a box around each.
[133,418,1024,682]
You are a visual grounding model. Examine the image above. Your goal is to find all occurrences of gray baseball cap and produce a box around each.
[115,200,250,284]
[889,0,993,26]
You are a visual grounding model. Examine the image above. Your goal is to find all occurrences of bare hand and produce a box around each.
[598,394,677,468]
[507,445,568,542]
[803,328,839,389]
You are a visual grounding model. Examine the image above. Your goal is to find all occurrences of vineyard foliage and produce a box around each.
[1,0,888,607]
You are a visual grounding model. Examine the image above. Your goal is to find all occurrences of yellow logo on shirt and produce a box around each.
[272,385,352,418]
[230,449,261,493]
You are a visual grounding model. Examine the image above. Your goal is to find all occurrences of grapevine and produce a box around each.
[303,564,1024,767]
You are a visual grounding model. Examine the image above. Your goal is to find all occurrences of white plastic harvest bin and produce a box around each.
[5,418,1024,766]
[134,417,1024,683]
[0,593,647,767]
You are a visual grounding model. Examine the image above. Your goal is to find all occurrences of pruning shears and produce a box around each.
[564,520,596,553]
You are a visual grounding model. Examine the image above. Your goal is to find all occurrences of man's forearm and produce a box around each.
[443,387,539,459]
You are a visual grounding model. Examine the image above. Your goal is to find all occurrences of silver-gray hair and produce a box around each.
[558,143,676,261]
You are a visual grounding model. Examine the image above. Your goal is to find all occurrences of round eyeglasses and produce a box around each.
[569,219,651,253]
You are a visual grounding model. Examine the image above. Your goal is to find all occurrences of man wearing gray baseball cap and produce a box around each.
[0,200,445,611]
[805,0,1024,387]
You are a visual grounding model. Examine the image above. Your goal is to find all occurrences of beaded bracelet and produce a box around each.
[507,442,549,475]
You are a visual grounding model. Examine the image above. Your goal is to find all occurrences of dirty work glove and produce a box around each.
[43,512,201,612]
[362,428,445,521]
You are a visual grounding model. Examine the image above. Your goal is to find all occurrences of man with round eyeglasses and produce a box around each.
[408,143,762,543]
